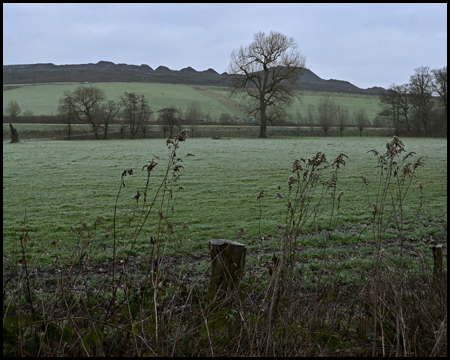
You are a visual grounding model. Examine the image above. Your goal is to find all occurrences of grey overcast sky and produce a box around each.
[3,3,447,89]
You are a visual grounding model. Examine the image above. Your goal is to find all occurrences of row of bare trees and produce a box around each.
[378,66,447,136]
[58,86,215,139]
[303,96,370,137]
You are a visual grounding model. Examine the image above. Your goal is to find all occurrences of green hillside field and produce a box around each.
[3,82,382,123]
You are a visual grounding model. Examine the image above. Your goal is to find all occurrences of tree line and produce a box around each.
[5,30,446,139]
[377,66,447,137]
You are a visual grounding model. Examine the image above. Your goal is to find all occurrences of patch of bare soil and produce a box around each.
[3,232,446,297]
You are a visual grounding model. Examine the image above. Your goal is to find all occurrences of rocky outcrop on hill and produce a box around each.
[3,61,154,72]
[3,61,386,94]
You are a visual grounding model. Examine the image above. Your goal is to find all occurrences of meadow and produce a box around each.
[3,135,447,356]
[3,136,446,267]
[3,82,382,121]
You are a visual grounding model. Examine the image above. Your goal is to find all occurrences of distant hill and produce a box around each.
[2,61,386,95]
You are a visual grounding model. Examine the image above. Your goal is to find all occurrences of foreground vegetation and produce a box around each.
[3,135,447,356]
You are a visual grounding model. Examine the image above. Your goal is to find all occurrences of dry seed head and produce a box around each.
[178,186,185,190]
[402,151,416,161]
[361,176,369,185]
[174,129,189,142]
[142,160,158,172]
[402,163,412,176]
[337,191,344,201]
[412,157,425,171]
[332,153,348,169]
[181,221,190,230]
[292,159,304,172]
[392,135,405,149]
[173,164,184,172]
[274,192,285,199]
[288,175,297,185]
[417,182,423,190]
[133,189,141,200]
[257,189,268,201]
[186,153,195,157]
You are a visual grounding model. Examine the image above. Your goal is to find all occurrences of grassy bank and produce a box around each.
[3,82,381,121]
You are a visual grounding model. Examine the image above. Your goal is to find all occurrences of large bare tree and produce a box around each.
[408,66,434,136]
[60,85,106,139]
[120,92,152,139]
[378,84,411,135]
[228,31,306,138]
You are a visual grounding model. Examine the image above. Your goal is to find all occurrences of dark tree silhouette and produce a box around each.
[228,31,306,138]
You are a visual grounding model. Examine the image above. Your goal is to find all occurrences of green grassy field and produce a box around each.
[3,82,382,121]
[3,136,447,268]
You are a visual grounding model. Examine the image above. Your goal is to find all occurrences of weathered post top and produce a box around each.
[209,239,245,247]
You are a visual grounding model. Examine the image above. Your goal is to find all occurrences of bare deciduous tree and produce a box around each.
[219,113,233,124]
[185,101,203,123]
[59,85,106,139]
[353,109,370,137]
[317,96,336,137]
[121,93,152,139]
[99,100,121,139]
[378,84,411,135]
[431,65,447,119]
[58,91,76,140]
[228,31,306,138]
[335,104,349,137]
[5,100,21,118]
[158,107,180,138]
[408,66,434,136]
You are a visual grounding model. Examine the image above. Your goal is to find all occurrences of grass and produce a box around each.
[2,134,447,356]
[3,82,381,121]
[3,136,447,268]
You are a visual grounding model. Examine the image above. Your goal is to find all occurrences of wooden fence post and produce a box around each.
[207,239,246,303]
[431,244,446,297]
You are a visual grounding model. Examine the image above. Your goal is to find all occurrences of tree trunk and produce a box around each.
[259,102,267,138]
[9,123,19,143]
[103,123,109,139]
[207,239,246,303]
[90,123,100,140]
[431,244,444,294]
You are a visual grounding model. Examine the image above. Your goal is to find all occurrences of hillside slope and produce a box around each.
[3,61,385,95]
